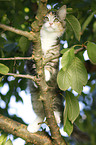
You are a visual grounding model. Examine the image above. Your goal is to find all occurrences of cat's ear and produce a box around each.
[57,5,66,21]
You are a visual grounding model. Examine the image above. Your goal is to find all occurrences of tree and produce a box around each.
[0,0,96,145]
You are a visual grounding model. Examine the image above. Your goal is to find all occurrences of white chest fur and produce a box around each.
[40,28,58,56]
[40,13,64,56]
[40,13,64,81]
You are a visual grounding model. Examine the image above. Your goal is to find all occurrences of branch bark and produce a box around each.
[0,114,52,145]
[0,57,33,61]
[32,34,66,145]
[74,47,85,54]
[0,24,37,41]
[5,73,37,81]
[27,1,66,144]
[42,90,66,145]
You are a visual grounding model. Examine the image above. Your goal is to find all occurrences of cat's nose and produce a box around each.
[49,22,53,26]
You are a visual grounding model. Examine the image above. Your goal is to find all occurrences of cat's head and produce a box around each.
[41,5,66,36]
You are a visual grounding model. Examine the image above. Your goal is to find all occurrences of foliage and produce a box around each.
[0,0,96,145]
[0,63,9,75]
[87,42,96,64]
[57,48,88,93]
[64,91,80,136]
[0,134,12,145]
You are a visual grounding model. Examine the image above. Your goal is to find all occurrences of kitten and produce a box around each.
[26,5,90,142]
[40,12,65,82]
[27,5,66,133]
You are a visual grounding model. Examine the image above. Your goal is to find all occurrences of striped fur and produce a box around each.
[27,6,66,133]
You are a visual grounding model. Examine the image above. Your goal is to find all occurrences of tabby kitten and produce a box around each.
[27,5,90,142]
[27,5,66,133]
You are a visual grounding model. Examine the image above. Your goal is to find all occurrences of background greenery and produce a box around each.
[0,0,96,145]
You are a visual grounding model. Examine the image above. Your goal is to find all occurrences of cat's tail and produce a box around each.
[71,124,90,142]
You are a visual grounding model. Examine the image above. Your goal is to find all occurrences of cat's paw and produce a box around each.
[27,122,41,133]
[27,117,43,133]
[54,111,61,124]
[45,69,51,81]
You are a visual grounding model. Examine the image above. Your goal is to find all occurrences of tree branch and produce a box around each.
[0,24,36,41]
[5,73,38,82]
[74,47,85,54]
[42,90,66,145]
[29,1,66,144]
[0,57,33,61]
[0,114,52,145]
[0,47,86,63]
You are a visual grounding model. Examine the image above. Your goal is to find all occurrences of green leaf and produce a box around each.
[63,91,79,136]
[57,57,88,94]
[57,69,70,91]
[64,102,73,136]
[19,36,29,54]
[65,91,80,123]
[0,63,9,75]
[61,47,75,71]
[87,42,96,64]
[64,99,68,126]
[81,11,96,34]
[66,15,81,41]
[68,57,88,93]
[75,51,84,62]
[65,20,74,41]
[64,117,73,136]
[4,139,13,145]
[0,134,7,145]
[60,48,70,54]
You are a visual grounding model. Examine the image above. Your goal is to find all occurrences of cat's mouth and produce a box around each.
[43,25,56,32]
[47,25,55,31]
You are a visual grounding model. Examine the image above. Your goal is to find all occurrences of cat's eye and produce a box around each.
[54,18,59,22]
[44,16,49,22]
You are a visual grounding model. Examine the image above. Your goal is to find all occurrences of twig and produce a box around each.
[0,47,84,62]
[0,24,36,41]
[0,57,33,61]
[74,47,85,54]
[6,73,37,81]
